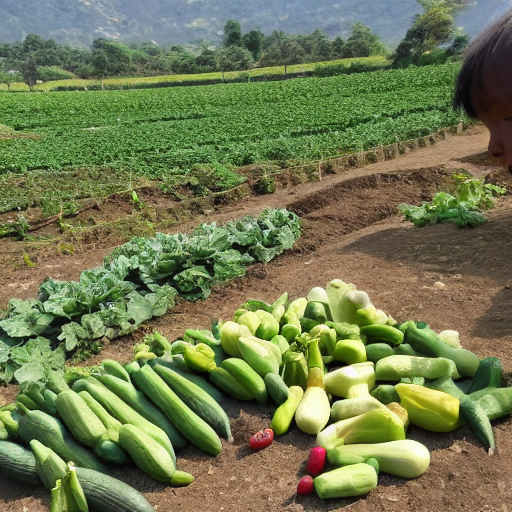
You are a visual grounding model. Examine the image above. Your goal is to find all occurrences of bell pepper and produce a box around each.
[395,383,462,432]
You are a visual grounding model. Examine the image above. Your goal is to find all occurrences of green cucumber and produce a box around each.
[130,364,222,456]
[221,358,267,404]
[71,377,175,461]
[264,372,290,405]
[18,407,107,473]
[75,466,155,512]
[96,373,186,449]
[0,440,42,486]
[153,363,232,440]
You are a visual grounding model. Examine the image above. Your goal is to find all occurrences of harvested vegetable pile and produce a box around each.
[0,277,510,511]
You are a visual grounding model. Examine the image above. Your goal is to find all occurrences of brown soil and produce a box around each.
[1,124,511,512]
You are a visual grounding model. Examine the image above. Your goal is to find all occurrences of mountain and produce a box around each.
[0,0,507,49]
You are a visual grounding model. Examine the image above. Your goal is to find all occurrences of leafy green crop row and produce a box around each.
[0,64,464,183]
[0,208,301,385]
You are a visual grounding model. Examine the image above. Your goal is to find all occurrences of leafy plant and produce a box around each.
[399,176,507,227]
[0,208,301,384]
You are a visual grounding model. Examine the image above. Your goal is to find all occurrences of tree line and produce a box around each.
[0,0,470,89]
[0,21,387,89]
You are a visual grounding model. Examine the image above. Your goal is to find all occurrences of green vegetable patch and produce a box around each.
[0,208,301,385]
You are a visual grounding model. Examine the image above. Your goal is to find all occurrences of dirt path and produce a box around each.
[1,123,511,512]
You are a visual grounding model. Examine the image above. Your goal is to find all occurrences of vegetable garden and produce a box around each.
[0,63,461,182]
[0,67,511,512]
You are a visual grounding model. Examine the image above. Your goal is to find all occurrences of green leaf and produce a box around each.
[0,310,55,337]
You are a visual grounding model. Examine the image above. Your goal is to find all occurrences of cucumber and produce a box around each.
[71,377,175,461]
[93,434,130,465]
[0,440,42,486]
[208,367,255,401]
[221,358,267,404]
[270,386,304,435]
[153,363,232,440]
[459,396,495,455]
[468,357,503,393]
[118,424,176,483]
[150,357,224,403]
[78,391,123,443]
[18,407,107,473]
[131,364,222,456]
[102,359,132,382]
[55,389,107,448]
[96,373,186,449]
[264,372,290,405]
[75,466,155,512]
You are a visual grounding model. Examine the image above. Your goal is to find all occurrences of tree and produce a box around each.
[341,23,387,58]
[242,30,264,60]
[416,0,470,14]
[223,20,242,48]
[392,6,455,67]
[195,48,217,72]
[216,46,253,77]
[331,36,345,59]
[20,56,37,90]
[259,39,306,74]
[91,39,131,77]
[0,70,22,90]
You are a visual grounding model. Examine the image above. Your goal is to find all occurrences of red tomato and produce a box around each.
[249,428,274,450]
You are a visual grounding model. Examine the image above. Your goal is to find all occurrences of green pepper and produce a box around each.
[271,334,290,354]
[282,351,308,390]
[183,328,220,347]
[254,310,280,340]
[303,301,329,323]
[237,311,261,335]
[310,324,337,356]
[147,332,173,356]
[271,292,289,324]
[183,346,217,372]
[170,340,192,355]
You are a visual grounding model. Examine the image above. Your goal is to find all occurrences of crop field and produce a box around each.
[0,64,463,185]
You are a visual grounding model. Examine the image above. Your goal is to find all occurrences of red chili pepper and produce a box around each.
[249,428,274,450]
[297,475,314,495]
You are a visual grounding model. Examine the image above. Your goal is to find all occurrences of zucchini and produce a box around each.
[130,364,222,456]
[95,373,186,449]
[153,363,232,440]
[118,424,176,483]
[221,357,267,403]
[0,440,42,486]
[18,407,107,473]
[295,386,331,435]
[75,466,155,512]
[71,377,175,461]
